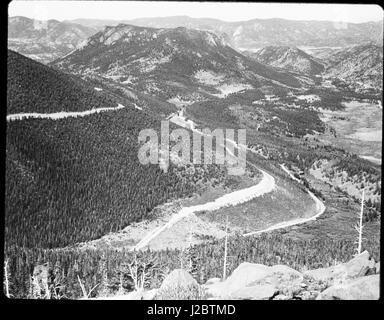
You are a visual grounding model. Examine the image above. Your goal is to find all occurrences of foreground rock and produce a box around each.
[154,269,204,300]
[304,251,376,285]
[316,274,380,300]
[203,251,379,300]
[204,263,303,299]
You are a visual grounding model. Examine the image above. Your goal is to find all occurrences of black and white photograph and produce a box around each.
[4,0,383,303]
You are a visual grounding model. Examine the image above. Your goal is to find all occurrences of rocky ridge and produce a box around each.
[243,46,325,76]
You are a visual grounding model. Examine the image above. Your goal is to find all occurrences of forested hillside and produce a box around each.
[6,52,226,249]
[324,44,383,91]
[7,50,120,114]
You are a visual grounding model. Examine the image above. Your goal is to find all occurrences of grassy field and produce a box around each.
[317,100,382,162]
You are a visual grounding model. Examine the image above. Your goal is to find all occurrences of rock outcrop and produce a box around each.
[203,251,379,300]
[304,250,376,285]
[316,274,380,300]
[204,263,303,299]
[154,269,204,300]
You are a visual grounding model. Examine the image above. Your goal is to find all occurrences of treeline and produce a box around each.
[4,233,380,299]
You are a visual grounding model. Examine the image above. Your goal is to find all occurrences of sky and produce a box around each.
[8,1,383,23]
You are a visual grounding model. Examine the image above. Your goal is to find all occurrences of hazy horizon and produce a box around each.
[8,14,384,25]
[8,1,383,24]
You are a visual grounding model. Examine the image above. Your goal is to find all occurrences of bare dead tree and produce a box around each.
[116,273,125,295]
[29,275,41,299]
[355,189,365,256]
[222,214,229,280]
[127,255,149,291]
[77,275,99,299]
[3,259,11,298]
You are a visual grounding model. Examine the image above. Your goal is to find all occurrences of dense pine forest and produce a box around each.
[6,51,228,249]
[7,50,121,114]
[6,114,227,249]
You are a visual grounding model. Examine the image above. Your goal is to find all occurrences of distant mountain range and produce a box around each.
[9,15,383,65]
[8,15,383,91]
[8,16,97,63]
[243,46,325,76]
[243,44,383,90]
[67,16,383,49]
[51,24,303,102]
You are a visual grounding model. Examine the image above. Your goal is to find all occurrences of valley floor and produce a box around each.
[316,100,382,163]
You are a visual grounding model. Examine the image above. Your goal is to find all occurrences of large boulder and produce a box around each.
[155,269,203,300]
[142,289,158,300]
[316,274,380,300]
[204,262,303,299]
[231,284,277,300]
[304,251,376,285]
[95,290,144,300]
[205,278,221,285]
